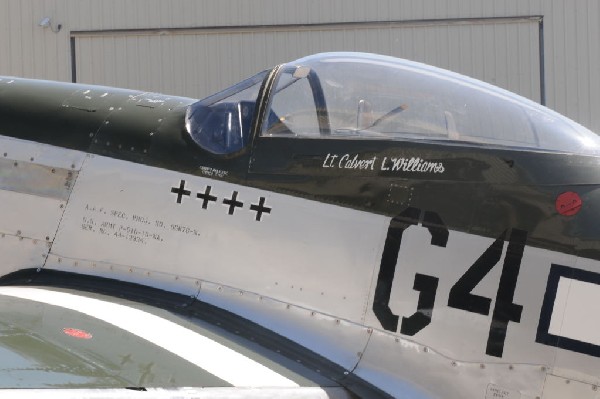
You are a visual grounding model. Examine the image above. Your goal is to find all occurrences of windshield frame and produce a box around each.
[185,69,270,158]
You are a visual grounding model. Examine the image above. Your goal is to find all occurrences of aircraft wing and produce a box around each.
[0,270,384,398]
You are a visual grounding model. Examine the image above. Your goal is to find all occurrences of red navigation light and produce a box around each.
[62,327,93,339]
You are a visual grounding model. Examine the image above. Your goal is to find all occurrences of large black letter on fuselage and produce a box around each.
[372,208,448,334]
[447,229,527,357]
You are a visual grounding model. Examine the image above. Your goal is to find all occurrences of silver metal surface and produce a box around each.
[43,152,600,397]
[361,228,576,366]
[45,254,201,298]
[0,189,66,241]
[198,280,370,372]
[0,235,48,275]
[50,155,385,322]
[0,387,354,399]
[0,136,87,171]
[355,328,545,399]
[542,375,599,399]
[0,157,74,201]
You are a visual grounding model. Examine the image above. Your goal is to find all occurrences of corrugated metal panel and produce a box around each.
[73,19,541,102]
[544,0,599,132]
[0,0,598,132]
[588,1,600,133]
[0,2,10,74]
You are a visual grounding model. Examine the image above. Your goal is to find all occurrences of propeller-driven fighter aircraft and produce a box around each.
[0,52,599,398]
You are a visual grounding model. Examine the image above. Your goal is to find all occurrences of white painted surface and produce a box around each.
[0,287,299,388]
[551,256,600,387]
[549,277,600,346]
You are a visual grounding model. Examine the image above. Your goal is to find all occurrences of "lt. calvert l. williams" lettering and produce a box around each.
[322,153,445,174]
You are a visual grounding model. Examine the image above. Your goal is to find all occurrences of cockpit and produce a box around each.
[185,52,600,156]
[185,71,267,155]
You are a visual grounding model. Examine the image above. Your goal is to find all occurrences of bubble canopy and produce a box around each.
[186,52,600,156]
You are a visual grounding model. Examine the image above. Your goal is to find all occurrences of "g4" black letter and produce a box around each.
[372,208,448,335]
